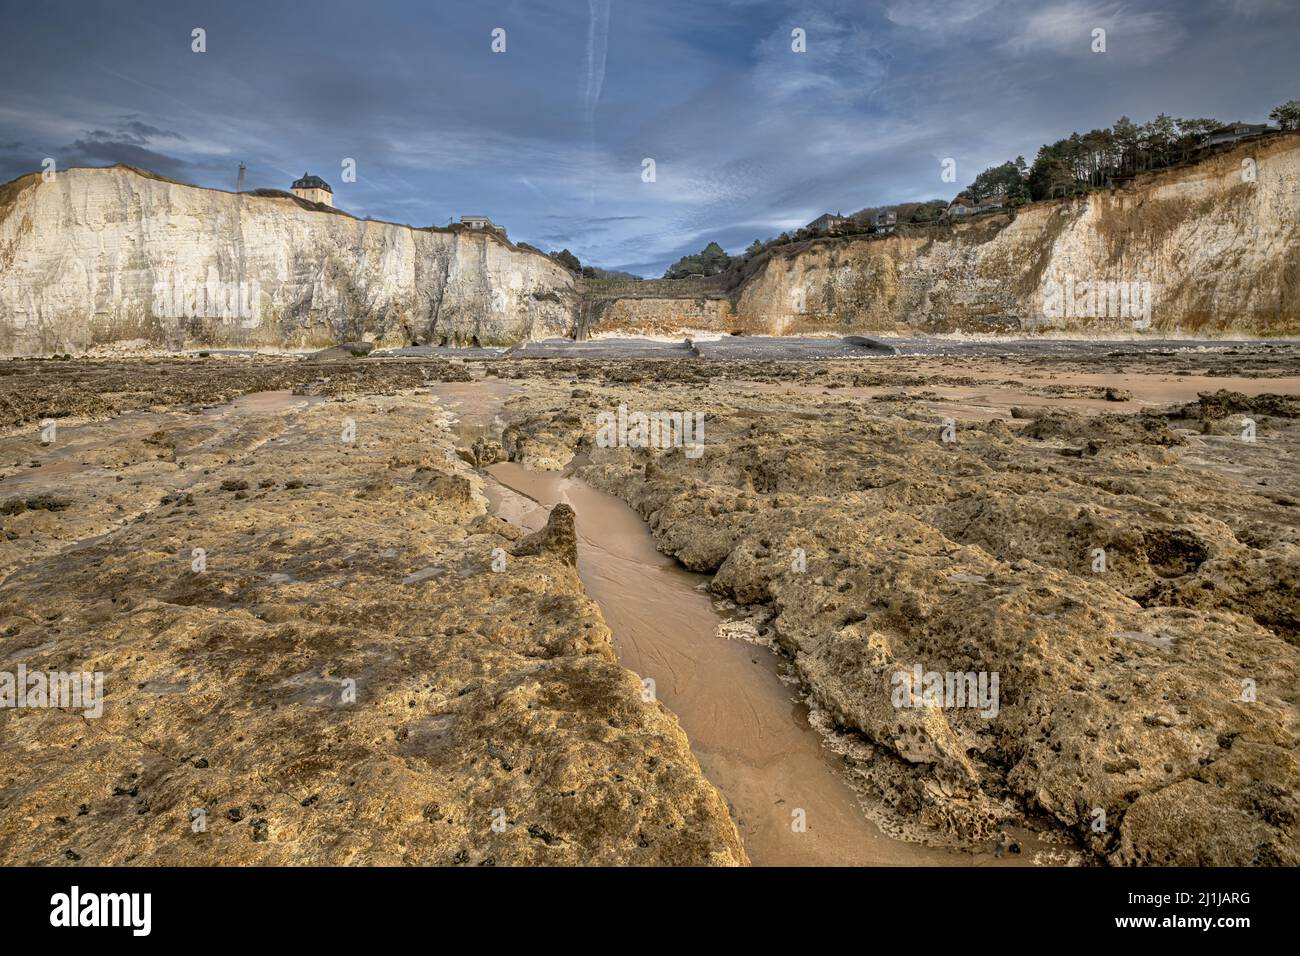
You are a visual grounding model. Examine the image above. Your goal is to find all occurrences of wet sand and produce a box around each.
[426,370,1039,864]
[485,462,1048,866]
[745,368,1300,419]
[436,379,991,864]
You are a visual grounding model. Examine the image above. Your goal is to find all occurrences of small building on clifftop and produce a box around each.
[806,212,846,234]
[291,173,333,207]
[460,215,506,238]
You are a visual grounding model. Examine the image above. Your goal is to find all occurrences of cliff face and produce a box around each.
[591,132,1300,338]
[0,166,577,355]
[5,135,1299,355]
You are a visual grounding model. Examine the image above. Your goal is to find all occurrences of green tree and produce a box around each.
[1112,116,1140,174]
[663,241,733,279]
[1028,143,1078,200]
[1270,100,1300,131]
[909,202,944,222]
[1172,117,1220,163]
[551,249,581,273]
[966,159,1029,201]
[1144,114,1178,168]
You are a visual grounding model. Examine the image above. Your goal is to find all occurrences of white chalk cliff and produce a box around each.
[589,132,1300,339]
[4,133,1299,355]
[0,165,577,355]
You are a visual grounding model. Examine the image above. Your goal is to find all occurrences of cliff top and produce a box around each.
[617,128,1300,304]
[0,162,547,260]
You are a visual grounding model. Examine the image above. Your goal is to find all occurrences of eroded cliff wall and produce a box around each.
[6,135,1298,355]
[591,133,1300,338]
[0,165,578,355]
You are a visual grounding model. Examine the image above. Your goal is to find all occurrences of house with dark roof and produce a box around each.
[291,173,333,207]
[1201,122,1273,149]
[806,212,847,234]
[944,194,1007,218]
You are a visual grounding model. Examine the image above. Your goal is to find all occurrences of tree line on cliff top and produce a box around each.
[947,100,1295,203]
[655,101,1299,280]
[558,101,1300,282]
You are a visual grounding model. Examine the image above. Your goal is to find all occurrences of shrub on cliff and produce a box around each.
[663,241,733,279]
[550,248,582,273]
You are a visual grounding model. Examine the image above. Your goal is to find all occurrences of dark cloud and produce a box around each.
[110,116,185,145]
[0,0,1296,274]
[65,139,192,179]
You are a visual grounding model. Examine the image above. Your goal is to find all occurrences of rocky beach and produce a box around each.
[2,343,1295,866]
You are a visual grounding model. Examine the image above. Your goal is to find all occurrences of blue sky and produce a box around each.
[1,0,1296,275]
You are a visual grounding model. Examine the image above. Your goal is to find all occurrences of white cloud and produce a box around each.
[886,0,1005,35]
[1004,1,1187,59]
[750,14,889,107]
